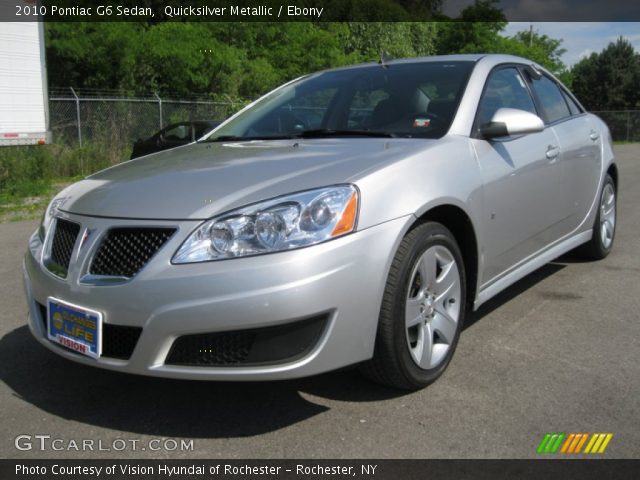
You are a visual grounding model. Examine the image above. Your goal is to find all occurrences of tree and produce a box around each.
[508,30,566,76]
[344,23,437,60]
[45,22,438,99]
[571,37,640,110]
[435,1,569,81]
[434,0,506,54]
[45,23,145,91]
[44,10,568,101]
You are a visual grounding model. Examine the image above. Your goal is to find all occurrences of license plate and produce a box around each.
[47,297,102,359]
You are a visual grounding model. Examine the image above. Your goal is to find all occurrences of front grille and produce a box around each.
[166,314,328,367]
[89,228,175,278]
[48,218,80,277]
[102,324,143,360]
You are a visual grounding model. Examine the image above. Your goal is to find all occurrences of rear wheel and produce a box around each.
[361,222,466,390]
[577,174,616,259]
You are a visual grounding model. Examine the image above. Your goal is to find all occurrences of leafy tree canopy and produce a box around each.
[570,37,640,110]
[434,1,570,83]
[45,8,580,102]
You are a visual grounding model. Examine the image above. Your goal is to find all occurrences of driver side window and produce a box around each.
[477,67,537,127]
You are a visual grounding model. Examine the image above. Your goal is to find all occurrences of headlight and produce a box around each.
[38,197,69,242]
[172,185,359,263]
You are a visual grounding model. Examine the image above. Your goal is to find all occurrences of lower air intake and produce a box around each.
[165,314,328,367]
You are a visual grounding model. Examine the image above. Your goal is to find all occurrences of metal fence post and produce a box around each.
[224,94,235,117]
[154,93,163,129]
[70,87,82,146]
[69,87,84,175]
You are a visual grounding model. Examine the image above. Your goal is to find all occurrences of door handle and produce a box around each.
[546,145,560,160]
[589,131,599,141]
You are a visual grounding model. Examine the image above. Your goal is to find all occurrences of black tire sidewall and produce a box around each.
[390,223,466,387]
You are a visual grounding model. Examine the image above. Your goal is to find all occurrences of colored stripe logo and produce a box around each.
[537,433,613,454]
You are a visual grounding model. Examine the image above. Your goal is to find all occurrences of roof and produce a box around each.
[317,53,541,75]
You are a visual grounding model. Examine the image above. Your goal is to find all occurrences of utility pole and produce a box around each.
[529,24,533,47]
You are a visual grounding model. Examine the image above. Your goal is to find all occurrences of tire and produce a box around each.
[361,221,466,390]
[576,174,617,260]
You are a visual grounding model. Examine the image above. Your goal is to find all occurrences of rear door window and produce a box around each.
[561,91,583,116]
[529,75,571,124]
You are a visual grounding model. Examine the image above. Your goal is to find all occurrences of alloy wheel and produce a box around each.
[600,183,616,249]
[405,245,462,369]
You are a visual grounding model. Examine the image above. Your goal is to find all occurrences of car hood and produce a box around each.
[60,139,433,220]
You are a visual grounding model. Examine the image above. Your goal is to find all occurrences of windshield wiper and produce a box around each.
[203,134,297,142]
[203,129,397,142]
[298,129,397,138]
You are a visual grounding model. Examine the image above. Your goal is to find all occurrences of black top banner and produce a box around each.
[1,0,640,22]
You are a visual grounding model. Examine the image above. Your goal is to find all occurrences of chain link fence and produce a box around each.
[591,110,640,142]
[48,91,640,148]
[49,88,246,151]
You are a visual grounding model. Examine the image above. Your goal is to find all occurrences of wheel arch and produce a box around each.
[607,162,618,191]
[412,203,480,311]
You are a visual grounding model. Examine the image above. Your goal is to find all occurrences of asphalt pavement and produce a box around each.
[1,145,638,459]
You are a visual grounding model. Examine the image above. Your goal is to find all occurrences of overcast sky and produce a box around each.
[502,22,640,66]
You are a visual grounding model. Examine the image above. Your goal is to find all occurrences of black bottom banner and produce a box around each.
[3,459,638,480]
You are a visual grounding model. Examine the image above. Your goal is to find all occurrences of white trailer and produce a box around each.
[0,21,51,146]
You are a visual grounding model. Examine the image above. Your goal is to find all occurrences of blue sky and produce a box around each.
[502,23,640,66]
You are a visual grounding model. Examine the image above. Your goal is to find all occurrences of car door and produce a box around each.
[471,66,565,285]
[528,76,602,233]
[160,123,193,151]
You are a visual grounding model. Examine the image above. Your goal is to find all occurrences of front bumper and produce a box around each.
[23,212,411,380]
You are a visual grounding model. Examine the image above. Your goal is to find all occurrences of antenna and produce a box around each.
[525,64,542,80]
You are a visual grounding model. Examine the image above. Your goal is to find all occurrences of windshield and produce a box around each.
[205,61,474,141]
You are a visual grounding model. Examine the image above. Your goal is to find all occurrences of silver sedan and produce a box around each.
[24,54,617,389]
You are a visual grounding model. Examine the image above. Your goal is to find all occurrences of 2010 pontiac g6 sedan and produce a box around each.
[23,54,617,389]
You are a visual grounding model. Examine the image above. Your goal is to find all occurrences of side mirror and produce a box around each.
[480,108,544,139]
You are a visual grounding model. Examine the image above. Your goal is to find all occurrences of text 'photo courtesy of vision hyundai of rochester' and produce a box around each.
[23,54,617,390]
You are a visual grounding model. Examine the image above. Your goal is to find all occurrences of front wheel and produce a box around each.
[361,222,466,390]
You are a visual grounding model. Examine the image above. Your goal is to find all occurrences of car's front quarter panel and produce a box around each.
[354,136,484,232]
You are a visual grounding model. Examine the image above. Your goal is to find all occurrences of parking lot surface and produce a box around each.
[1,145,638,459]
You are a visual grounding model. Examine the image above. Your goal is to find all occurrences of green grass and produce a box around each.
[0,179,74,223]
[0,143,129,223]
